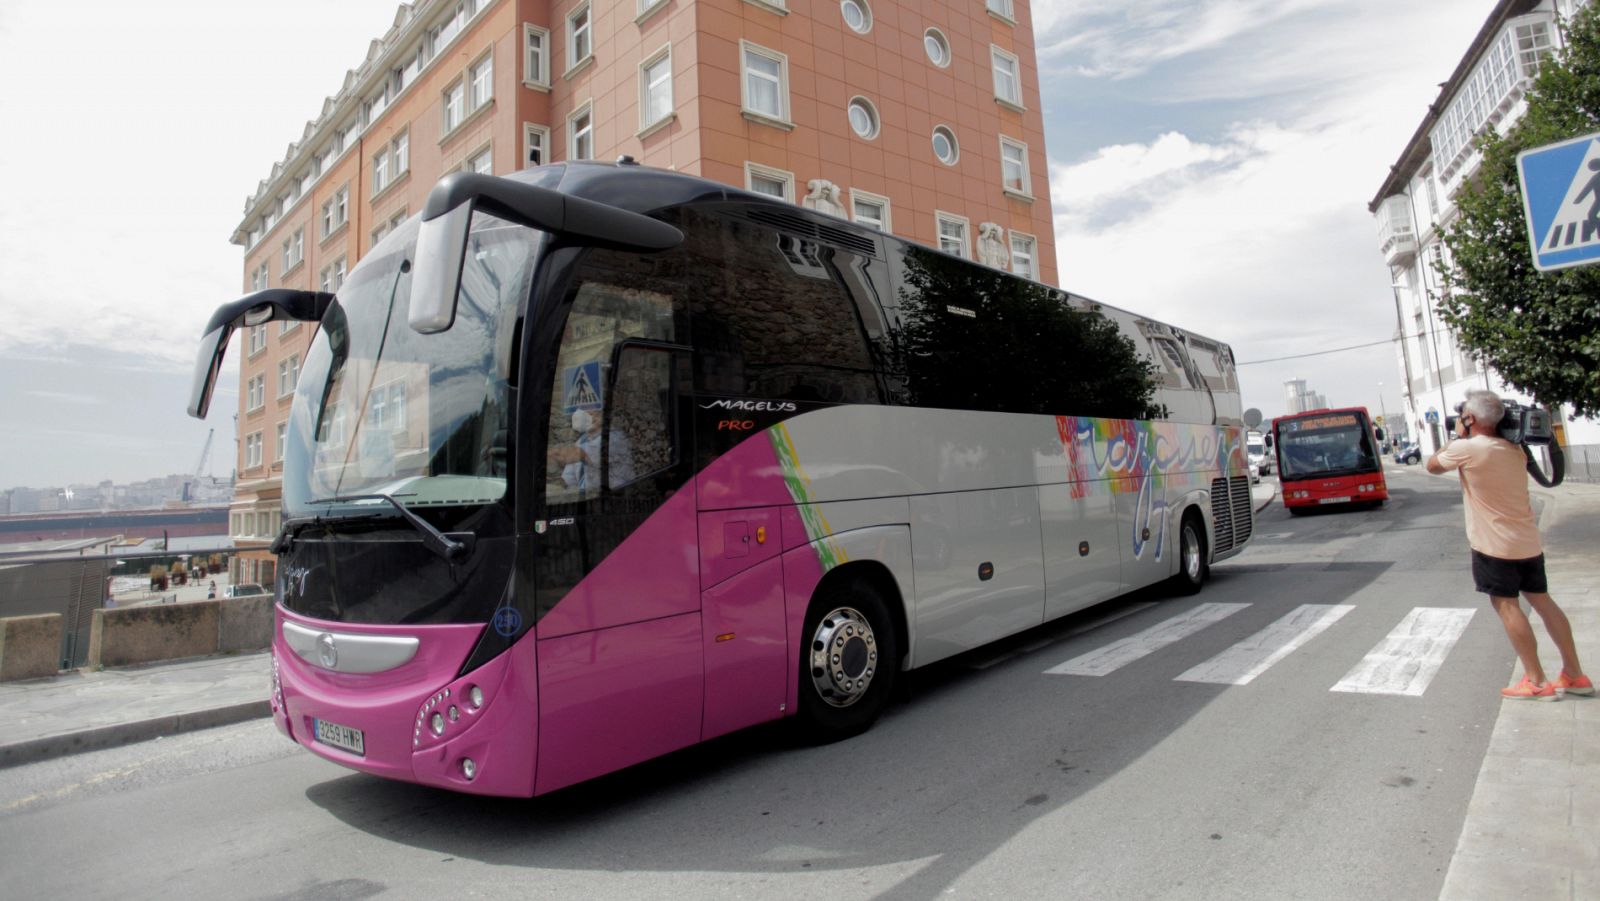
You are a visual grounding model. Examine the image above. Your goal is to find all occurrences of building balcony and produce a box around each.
[1376,196,1417,265]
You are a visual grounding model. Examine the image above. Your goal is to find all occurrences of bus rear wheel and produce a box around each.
[796,582,898,743]
[1170,512,1208,596]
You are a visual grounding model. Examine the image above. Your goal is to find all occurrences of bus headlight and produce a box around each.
[469,685,484,709]
[430,712,446,736]
[462,758,477,781]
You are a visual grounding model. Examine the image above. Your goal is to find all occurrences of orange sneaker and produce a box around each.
[1553,671,1595,696]
[1501,676,1558,701]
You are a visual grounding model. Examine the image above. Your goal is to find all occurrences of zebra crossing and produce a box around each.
[1044,602,1477,697]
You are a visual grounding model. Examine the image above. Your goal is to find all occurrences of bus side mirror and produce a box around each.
[410,172,683,335]
[187,289,332,419]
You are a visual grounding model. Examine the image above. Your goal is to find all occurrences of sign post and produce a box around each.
[1517,131,1600,272]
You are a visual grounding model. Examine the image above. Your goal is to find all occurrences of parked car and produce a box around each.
[223,583,268,598]
[1393,441,1422,465]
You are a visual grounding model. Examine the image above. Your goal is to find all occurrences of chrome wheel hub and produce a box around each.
[808,607,878,708]
[1183,524,1202,580]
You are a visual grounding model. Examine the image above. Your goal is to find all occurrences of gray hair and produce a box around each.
[1462,389,1504,426]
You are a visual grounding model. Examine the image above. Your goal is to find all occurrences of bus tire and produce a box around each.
[1171,511,1208,596]
[795,581,899,744]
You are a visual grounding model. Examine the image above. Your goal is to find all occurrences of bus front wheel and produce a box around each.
[1171,512,1208,596]
[796,582,898,743]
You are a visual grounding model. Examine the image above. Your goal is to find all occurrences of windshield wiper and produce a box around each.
[271,495,474,562]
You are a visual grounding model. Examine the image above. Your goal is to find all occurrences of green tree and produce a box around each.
[1438,4,1600,417]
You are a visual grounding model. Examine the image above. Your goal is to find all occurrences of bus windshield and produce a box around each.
[1277,413,1378,479]
[282,213,540,518]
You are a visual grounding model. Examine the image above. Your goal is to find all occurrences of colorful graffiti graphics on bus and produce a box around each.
[1056,416,1247,559]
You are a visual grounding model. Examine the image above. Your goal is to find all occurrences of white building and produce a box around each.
[1283,379,1328,415]
[1369,0,1598,478]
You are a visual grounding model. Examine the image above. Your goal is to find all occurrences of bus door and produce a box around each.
[530,253,703,794]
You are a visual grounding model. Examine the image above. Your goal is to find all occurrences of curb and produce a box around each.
[0,700,271,770]
[1252,483,1278,514]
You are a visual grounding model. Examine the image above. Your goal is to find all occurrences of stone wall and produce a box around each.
[0,613,63,681]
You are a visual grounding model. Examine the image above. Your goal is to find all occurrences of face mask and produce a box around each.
[571,409,594,433]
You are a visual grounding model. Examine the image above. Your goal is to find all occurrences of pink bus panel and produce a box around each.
[534,611,703,795]
[701,554,789,740]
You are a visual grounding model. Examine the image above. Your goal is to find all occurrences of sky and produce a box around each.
[0,0,1498,489]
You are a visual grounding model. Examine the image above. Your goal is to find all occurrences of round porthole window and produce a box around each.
[924,29,950,68]
[841,0,872,34]
[848,97,879,139]
[932,126,958,165]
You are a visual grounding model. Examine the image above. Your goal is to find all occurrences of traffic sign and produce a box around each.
[1517,131,1600,272]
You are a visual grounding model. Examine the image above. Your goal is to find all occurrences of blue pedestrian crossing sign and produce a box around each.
[1517,131,1600,272]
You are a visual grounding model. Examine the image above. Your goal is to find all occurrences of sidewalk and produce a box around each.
[0,652,269,768]
[1434,471,1600,900]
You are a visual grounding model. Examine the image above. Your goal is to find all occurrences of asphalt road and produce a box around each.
[0,467,1512,900]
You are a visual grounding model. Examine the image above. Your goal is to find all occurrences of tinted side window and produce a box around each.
[685,209,882,405]
[884,243,1160,418]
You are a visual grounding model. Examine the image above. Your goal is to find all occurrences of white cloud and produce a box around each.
[1040,0,1500,416]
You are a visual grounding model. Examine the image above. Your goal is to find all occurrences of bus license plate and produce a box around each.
[1318,497,1350,505]
[314,718,365,756]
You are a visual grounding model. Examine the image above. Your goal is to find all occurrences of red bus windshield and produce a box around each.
[1276,411,1380,480]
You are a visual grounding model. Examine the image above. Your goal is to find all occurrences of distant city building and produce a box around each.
[1370,0,1599,461]
[1283,378,1327,415]
[228,0,1061,586]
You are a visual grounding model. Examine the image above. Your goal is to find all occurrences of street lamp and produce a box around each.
[1377,382,1389,447]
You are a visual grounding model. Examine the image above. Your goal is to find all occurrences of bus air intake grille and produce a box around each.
[745,208,881,258]
[1210,478,1235,553]
[1229,475,1253,545]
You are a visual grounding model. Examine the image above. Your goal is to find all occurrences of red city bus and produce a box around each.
[1272,407,1388,514]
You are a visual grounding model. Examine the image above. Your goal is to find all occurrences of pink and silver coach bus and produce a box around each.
[188,162,1253,797]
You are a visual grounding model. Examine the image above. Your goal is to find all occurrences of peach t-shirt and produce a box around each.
[1433,434,1542,559]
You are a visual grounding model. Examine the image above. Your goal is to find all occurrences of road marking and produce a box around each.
[1044,602,1249,677]
[1331,607,1476,696]
[967,602,1158,671]
[1174,604,1354,685]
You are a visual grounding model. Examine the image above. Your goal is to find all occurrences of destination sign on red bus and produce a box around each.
[1285,413,1360,432]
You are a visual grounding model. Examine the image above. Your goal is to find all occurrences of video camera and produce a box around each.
[1445,400,1554,445]
[1446,399,1562,486]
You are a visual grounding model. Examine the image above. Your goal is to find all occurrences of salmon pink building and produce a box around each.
[227,0,1058,584]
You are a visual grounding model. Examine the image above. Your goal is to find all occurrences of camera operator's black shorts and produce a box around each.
[1471,550,1549,597]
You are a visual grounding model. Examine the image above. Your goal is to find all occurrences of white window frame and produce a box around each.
[248,325,268,356]
[932,125,959,166]
[246,432,263,469]
[849,188,891,232]
[524,122,551,167]
[468,51,494,112]
[523,23,551,90]
[935,211,970,259]
[987,0,1015,24]
[276,423,288,462]
[247,374,266,412]
[321,185,349,239]
[281,228,303,272]
[1009,231,1037,281]
[638,0,669,21]
[743,0,788,15]
[566,4,593,77]
[847,96,880,140]
[279,318,300,336]
[639,43,675,135]
[442,78,466,134]
[745,162,795,201]
[466,143,493,175]
[320,256,347,292]
[840,0,872,34]
[992,45,1023,109]
[924,28,951,68]
[568,102,594,160]
[999,135,1032,199]
[277,355,300,398]
[740,42,792,129]
[252,262,268,292]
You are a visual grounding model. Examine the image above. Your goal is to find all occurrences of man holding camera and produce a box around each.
[1427,389,1591,700]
